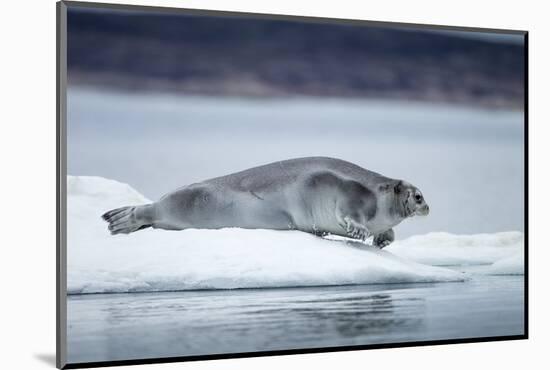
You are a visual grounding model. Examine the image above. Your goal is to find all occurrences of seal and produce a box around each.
[102,157,429,248]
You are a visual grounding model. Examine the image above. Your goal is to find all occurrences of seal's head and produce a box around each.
[394,180,429,218]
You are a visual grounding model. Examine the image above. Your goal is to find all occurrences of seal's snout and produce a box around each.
[417,204,429,216]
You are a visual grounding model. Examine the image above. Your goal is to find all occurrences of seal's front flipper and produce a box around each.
[373,229,395,249]
[339,215,370,241]
[102,204,154,235]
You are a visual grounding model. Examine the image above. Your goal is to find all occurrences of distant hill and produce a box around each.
[66,7,525,108]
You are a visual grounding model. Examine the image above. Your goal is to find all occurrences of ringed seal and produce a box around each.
[102,157,429,248]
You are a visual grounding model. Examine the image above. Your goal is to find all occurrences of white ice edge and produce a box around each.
[67,176,524,294]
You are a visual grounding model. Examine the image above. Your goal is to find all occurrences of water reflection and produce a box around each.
[67,275,524,364]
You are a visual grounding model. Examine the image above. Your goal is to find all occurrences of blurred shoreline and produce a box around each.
[67,80,524,111]
[67,8,525,110]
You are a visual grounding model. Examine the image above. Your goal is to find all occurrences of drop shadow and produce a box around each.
[34,353,56,367]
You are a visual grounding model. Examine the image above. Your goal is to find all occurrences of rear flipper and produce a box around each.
[101,204,154,235]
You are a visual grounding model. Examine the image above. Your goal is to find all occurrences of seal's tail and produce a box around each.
[101,205,153,235]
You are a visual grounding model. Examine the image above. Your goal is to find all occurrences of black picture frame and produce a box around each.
[56,1,528,368]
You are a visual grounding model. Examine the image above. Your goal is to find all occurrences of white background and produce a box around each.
[0,0,547,369]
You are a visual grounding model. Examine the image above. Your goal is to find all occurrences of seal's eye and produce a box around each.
[415,194,422,203]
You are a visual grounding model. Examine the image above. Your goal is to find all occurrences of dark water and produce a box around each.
[67,273,524,364]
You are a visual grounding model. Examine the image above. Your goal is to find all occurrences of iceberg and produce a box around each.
[386,231,524,266]
[485,252,525,275]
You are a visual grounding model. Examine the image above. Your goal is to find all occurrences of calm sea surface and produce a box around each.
[67,272,524,364]
[67,89,524,238]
